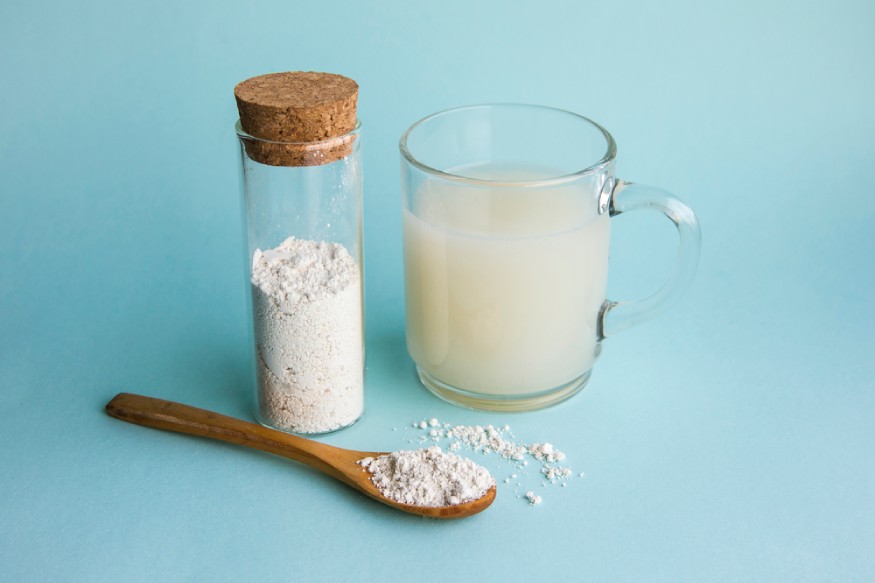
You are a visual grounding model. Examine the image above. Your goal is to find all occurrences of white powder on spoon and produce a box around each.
[358,446,494,507]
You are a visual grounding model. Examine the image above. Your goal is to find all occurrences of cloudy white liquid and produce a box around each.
[403,163,610,395]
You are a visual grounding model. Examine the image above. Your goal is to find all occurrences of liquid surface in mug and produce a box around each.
[403,163,610,396]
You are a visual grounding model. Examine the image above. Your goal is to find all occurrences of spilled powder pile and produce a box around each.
[358,446,494,507]
[402,419,582,506]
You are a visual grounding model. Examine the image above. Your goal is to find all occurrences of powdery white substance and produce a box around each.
[358,446,494,507]
[251,237,363,434]
[407,419,577,506]
[444,424,527,461]
[541,466,573,482]
[529,442,566,463]
[252,239,358,304]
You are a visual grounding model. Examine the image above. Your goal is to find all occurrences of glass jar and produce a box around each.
[235,72,364,434]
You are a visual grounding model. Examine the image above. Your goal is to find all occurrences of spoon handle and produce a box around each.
[105,393,356,484]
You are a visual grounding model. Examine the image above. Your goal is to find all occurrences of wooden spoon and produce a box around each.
[105,393,496,519]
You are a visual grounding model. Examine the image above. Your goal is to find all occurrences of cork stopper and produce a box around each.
[234,71,359,167]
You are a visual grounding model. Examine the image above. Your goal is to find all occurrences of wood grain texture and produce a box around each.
[105,393,495,519]
[234,71,358,166]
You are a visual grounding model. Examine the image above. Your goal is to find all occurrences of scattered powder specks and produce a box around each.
[402,419,582,507]
[529,442,566,463]
[358,446,494,507]
[542,466,573,482]
[442,424,527,461]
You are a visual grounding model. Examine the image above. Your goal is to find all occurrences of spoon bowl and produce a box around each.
[105,393,496,519]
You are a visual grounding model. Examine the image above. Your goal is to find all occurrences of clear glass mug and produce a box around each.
[400,104,701,411]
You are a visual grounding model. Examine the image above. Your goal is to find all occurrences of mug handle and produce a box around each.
[598,180,702,339]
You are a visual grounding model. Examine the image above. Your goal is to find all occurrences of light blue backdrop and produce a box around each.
[2,0,873,581]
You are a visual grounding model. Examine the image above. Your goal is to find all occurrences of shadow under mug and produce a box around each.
[400,104,701,412]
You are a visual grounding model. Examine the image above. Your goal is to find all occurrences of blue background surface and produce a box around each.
[2,0,874,580]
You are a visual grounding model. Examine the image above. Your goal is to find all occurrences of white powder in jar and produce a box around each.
[358,446,494,507]
[251,237,363,434]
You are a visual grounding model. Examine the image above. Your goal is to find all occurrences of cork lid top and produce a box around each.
[234,71,359,166]
[236,72,357,109]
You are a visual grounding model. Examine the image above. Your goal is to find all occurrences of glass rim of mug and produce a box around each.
[399,103,617,187]
[235,119,362,146]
